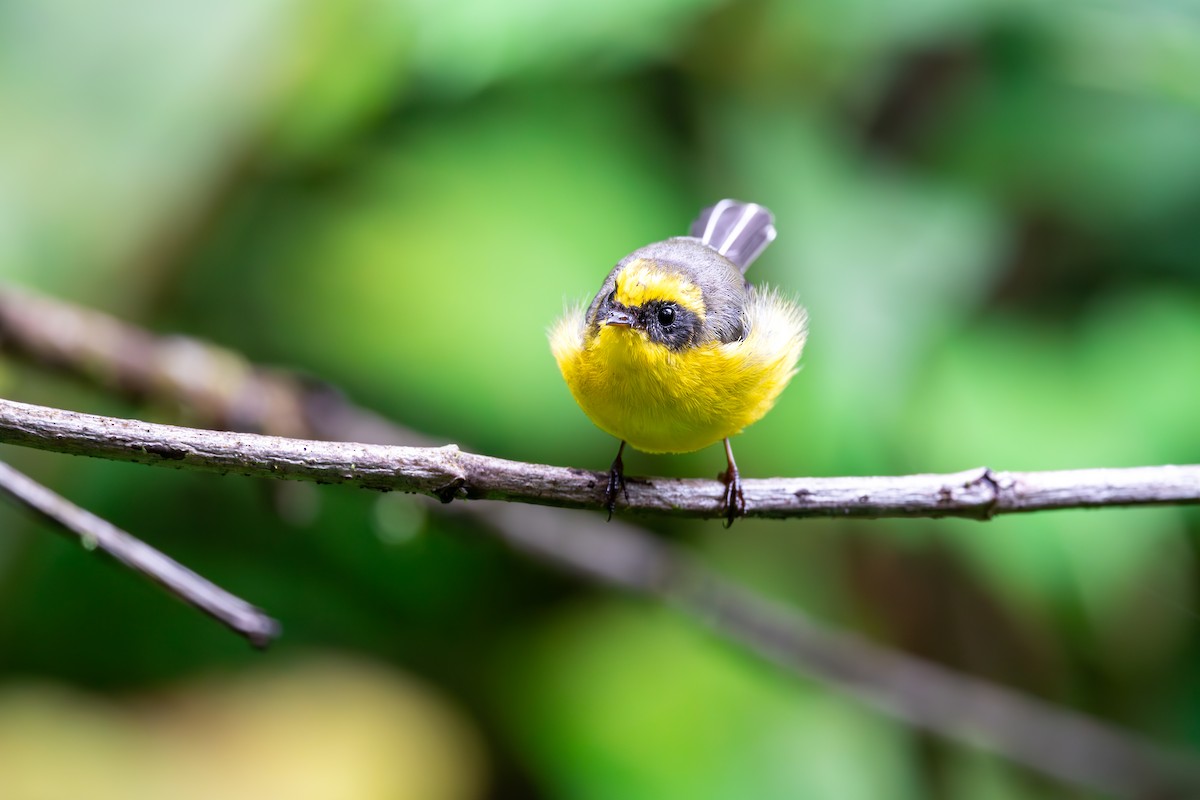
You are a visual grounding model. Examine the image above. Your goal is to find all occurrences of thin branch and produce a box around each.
[485,504,1200,797]
[0,397,1196,519]
[0,286,435,445]
[3,289,1197,519]
[2,287,1198,795]
[0,458,279,646]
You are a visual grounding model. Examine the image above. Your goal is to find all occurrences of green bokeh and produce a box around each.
[0,0,1198,797]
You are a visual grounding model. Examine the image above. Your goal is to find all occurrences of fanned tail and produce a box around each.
[689,199,777,273]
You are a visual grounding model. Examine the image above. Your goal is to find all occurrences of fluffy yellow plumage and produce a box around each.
[549,200,807,523]
[550,286,806,454]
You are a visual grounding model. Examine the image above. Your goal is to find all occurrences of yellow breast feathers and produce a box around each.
[550,287,806,453]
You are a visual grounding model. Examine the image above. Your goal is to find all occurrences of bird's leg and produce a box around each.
[719,438,746,527]
[604,440,629,521]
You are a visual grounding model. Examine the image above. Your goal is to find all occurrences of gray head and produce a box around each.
[584,237,749,349]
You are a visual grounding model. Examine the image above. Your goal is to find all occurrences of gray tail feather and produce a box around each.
[689,199,777,273]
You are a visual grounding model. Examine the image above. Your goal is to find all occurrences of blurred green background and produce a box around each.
[1,0,1199,797]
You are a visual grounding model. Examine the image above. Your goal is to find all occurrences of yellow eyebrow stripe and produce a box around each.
[614,259,706,316]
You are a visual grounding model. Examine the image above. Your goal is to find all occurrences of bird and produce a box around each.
[550,199,808,525]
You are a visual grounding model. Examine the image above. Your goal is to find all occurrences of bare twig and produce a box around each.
[2,287,1198,795]
[0,397,1195,519]
[0,459,279,645]
[3,290,1197,520]
[486,504,1200,797]
[0,286,434,445]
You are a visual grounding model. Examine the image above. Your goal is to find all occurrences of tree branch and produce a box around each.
[0,286,435,445]
[0,458,279,645]
[487,505,1200,797]
[0,397,1196,519]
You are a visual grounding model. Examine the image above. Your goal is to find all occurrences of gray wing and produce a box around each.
[688,199,777,274]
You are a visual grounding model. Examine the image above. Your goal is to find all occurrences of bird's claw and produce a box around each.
[719,464,745,528]
[604,446,629,521]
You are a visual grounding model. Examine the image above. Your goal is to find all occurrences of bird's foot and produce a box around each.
[604,442,629,521]
[718,438,745,527]
[718,463,745,528]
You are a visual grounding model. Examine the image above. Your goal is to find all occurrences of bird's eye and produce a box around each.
[657,304,677,327]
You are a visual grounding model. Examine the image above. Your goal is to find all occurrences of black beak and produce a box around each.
[602,309,635,328]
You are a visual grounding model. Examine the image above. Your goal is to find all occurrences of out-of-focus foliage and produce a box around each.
[498,603,923,800]
[0,656,484,800]
[0,0,1198,797]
